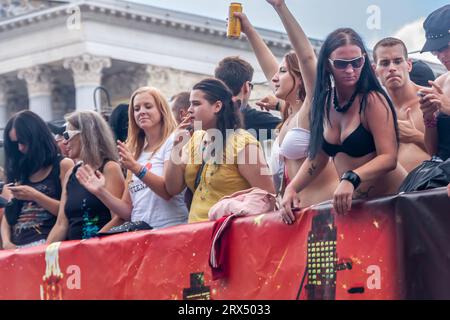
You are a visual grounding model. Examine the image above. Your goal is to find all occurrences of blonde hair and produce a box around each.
[126,86,177,159]
[65,111,118,168]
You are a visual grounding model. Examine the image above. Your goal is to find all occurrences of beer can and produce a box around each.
[227,2,242,39]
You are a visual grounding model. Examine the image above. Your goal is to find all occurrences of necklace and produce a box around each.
[333,87,358,113]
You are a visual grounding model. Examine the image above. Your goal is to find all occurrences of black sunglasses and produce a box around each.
[62,130,81,141]
[329,56,365,70]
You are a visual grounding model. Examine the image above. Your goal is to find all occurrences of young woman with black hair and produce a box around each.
[165,78,275,222]
[281,27,407,221]
[1,110,73,249]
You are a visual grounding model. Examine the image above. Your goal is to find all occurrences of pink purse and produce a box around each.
[208,187,277,221]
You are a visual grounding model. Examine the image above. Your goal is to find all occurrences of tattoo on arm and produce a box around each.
[355,186,374,199]
[307,163,317,176]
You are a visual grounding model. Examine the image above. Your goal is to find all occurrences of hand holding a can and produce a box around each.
[232,11,253,35]
[227,3,242,39]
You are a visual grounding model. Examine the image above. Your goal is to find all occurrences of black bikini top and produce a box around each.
[323,123,376,158]
[322,92,376,158]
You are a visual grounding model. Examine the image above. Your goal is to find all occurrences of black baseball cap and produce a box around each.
[421,5,450,53]
[47,120,66,136]
[410,60,436,87]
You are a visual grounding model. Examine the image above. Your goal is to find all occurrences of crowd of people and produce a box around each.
[0,0,449,249]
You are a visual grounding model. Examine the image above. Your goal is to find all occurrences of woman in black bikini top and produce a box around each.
[281,27,406,220]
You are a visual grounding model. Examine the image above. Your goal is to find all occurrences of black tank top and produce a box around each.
[11,156,63,246]
[64,161,112,240]
[437,113,450,161]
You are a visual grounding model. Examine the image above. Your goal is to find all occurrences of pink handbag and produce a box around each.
[208,187,277,221]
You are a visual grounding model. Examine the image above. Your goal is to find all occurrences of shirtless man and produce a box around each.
[373,37,430,172]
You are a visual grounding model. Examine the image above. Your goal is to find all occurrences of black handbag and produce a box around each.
[96,221,153,236]
[399,157,450,193]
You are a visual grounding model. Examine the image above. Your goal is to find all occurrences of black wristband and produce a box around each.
[340,171,361,189]
[275,101,280,111]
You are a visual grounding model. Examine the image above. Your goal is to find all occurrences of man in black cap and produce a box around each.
[418,5,450,194]
[419,5,450,116]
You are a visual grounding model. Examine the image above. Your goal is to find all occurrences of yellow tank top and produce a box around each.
[184,129,259,223]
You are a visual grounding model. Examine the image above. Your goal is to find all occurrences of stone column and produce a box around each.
[17,66,53,121]
[63,54,111,111]
[0,77,9,128]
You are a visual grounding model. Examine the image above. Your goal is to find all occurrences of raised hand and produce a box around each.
[256,94,280,111]
[76,164,105,195]
[173,115,194,147]
[117,140,140,173]
[233,11,253,35]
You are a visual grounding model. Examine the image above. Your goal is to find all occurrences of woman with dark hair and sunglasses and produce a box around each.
[281,25,408,221]
[235,0,338,205]
[46,111,125,242]
[1,110,73,249]
[165,78,275,222]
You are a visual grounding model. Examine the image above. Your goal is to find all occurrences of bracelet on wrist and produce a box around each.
[136,165,148,180]
[424,116,438,128]
[340,170,361,190]
[275,101,281,111]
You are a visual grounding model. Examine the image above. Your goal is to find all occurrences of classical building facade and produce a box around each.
[0,0,301,126]
[0,0,446,129]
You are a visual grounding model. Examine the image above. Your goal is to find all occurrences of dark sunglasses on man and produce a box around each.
[329,55,365,70]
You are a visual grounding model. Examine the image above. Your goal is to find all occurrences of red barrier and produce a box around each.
[0,194,406,300]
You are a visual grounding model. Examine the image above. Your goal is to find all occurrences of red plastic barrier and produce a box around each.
[0,195,405,300]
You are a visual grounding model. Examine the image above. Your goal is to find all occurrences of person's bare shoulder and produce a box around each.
[435,71,450,86]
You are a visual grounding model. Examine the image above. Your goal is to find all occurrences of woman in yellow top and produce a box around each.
[165,78,275,222]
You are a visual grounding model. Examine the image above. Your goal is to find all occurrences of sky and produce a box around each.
[128,0,448,63]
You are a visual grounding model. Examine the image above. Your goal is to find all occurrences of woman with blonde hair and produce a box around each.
[47,111,125,242]
[75,87,188,229]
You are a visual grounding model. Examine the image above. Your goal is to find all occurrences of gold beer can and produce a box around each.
[227,2,242,39]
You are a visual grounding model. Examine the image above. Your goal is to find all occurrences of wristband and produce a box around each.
[136,165,148,180]
[424,116,438,128]
[340,170,361,189]
[275,101,281,111]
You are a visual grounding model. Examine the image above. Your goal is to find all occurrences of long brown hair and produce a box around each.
[126,87,177,160]
[276,51,306,129]
[65,111,118,168]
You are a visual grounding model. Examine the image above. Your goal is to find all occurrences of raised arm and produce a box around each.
[117,140,173,200]
[267,0,317,98]
[234,12,279,82]
[165,120,192,196]
[76,163,132,221]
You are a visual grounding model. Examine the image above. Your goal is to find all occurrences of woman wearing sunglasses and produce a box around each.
[1,110,74,249]
[47,111,125,242]
[281,25,407,220]
[73,87,188,230]
[235,0,338,205]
